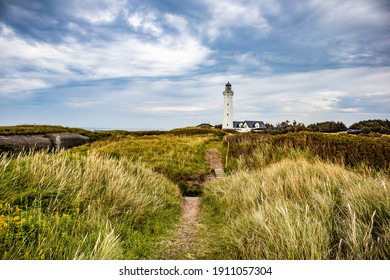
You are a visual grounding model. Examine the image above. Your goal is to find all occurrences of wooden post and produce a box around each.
[225,141,229,169]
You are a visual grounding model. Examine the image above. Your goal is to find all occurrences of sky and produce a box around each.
[0,0,389,130]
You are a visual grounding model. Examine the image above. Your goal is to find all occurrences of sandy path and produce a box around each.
[159,148,223,259]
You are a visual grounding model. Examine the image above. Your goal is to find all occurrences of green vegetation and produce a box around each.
[77,132,223,195]
[247,119,389,135]
[200,143,390,259]
[350,119,390,134]
[0,124,94,137]
[0,152,181,259]
[307,121,347,133]
[226,132,390,171]
[1,124,389,260]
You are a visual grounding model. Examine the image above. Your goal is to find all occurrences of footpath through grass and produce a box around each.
[76,131,224,195]
[0,126,227,260]
[3,126,388,260]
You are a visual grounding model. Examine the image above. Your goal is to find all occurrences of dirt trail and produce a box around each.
[160,148,224,259]
[206,147,225,179]
[205,148,224,170]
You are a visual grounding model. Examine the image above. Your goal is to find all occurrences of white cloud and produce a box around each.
[144,105,205,113]
[201,0,271,40]
[1,1,388,129]
[312,0,389,28]
[69,0,125,24]
[230,52,273,73]
[0,78,48,97]
[231,67,390,125]
[126,9,163,36]
[0,21,211,95]
[165,14,188,33]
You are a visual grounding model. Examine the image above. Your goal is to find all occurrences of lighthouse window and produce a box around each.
[227,103,229,106]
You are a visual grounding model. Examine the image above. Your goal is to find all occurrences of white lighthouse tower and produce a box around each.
[222,82,234,129]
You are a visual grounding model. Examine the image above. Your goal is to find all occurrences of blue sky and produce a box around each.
[0,0,389,130]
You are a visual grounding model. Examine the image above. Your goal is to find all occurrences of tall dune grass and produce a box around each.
[0,151,182,259]
[201,145,389,259]
[226,132,390,171]
[78,134,219,195]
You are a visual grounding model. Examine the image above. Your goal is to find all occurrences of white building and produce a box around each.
[221,82,266,132]
[222,82,233,129]
[233,121,266,132]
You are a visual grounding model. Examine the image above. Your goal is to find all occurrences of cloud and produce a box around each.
[126,8,163,36]
[0,11,211,96]
[0,0,389,129]
[279,0,390,67]
[200,0,271,41]
[0,78,48,98]
[69,0,126,25]
[231,67,390,125]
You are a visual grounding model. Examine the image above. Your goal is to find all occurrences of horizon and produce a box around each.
[1,0,389,130]
[2,118,388,132]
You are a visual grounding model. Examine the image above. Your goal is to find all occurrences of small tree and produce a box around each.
[349,119,390,134]
[273,120,305,134]
[307,121,347,133]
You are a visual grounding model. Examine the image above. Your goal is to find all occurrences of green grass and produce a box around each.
[76,133,223,195]
[2,125,389,260]
[0,125,115,144]
[0,124,91,136]
[0,151,182,259]
[226,132,390,171]
[200,144,390,259]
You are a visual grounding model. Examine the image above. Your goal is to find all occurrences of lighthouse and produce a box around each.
[222,82,234,129]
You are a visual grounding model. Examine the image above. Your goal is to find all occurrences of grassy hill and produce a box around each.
[1,126,389,259]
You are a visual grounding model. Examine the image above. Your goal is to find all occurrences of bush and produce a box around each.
[349,120,390,134]
[307,121,347,133]
[226,132,390,171]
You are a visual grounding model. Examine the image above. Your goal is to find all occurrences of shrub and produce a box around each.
[226,132,390,171]
[349,119,390,134]
[307,121,347,133]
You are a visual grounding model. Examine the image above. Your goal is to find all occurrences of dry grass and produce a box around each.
[0,151,182,259]
[77,134,219,195]
[201,146,390,259]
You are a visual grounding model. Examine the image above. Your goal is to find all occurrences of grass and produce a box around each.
[75,133,223,195]
[200,144,390,259]
[1,125,389,260]
[0,124,92,136]
[0,126,226,259]
[0,151,182,259]
[226,131,390,171]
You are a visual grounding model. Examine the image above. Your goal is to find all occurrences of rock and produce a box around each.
[0,135,52,151]
[47,133,89,149]
[0,133,89,152]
